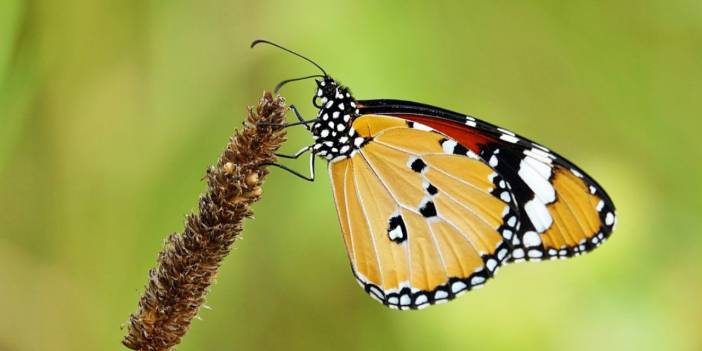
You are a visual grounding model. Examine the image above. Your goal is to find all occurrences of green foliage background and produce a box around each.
[1,1,700,350]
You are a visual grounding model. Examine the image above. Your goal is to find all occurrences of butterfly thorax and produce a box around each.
[310,77,365,161]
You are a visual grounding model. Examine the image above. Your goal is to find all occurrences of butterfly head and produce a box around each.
[313,76,357,112]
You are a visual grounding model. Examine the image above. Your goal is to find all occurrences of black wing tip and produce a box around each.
[352,242,510,310]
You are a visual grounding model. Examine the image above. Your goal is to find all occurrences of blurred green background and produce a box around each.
[1,1,701,350]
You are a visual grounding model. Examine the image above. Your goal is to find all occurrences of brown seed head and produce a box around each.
[122,92,288,351]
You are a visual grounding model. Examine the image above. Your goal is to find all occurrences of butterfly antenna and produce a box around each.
[251,39,328,76]
[273,74,325,93]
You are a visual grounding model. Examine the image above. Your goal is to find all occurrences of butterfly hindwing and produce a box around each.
[328,115,517,309]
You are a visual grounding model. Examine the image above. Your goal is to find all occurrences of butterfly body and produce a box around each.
[310,78,364,161]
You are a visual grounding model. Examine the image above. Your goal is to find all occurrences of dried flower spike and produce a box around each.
[123,92,287,351]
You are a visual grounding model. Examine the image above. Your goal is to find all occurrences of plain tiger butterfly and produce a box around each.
[252,40,617,310]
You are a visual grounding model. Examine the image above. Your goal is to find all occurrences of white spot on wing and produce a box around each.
[500,191,511,202]
[486,258,497,271]
[518,157,556,203]
[502,229,513,240]
[451,281,467,293]
[500,134,520,143]
[523,231,542,247]
[570,168,584,178]
[528,250,543,258]
[466,149,480,159]
[388,226,402,240]
[412,122,433,131]
[507,216,517,227]
[524,156,552,179]
[524,147,554,164]
[497,127,515,136]
[524,199,553,232]
[605,212,615,226]
[471,275,485,285]
[442,139,458,154]
[415,294,428,306]
[533,143,549,152]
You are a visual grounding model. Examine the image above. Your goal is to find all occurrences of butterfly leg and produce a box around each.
[289,105,312,131]
[275,145,311,159]
[256,105,315,129]
[262,152,316,182]
[256,119,316,129]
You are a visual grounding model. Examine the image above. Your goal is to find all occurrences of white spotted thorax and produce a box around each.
[311,77,364,161]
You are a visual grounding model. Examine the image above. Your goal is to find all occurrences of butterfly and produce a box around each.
[252,40,617,310]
